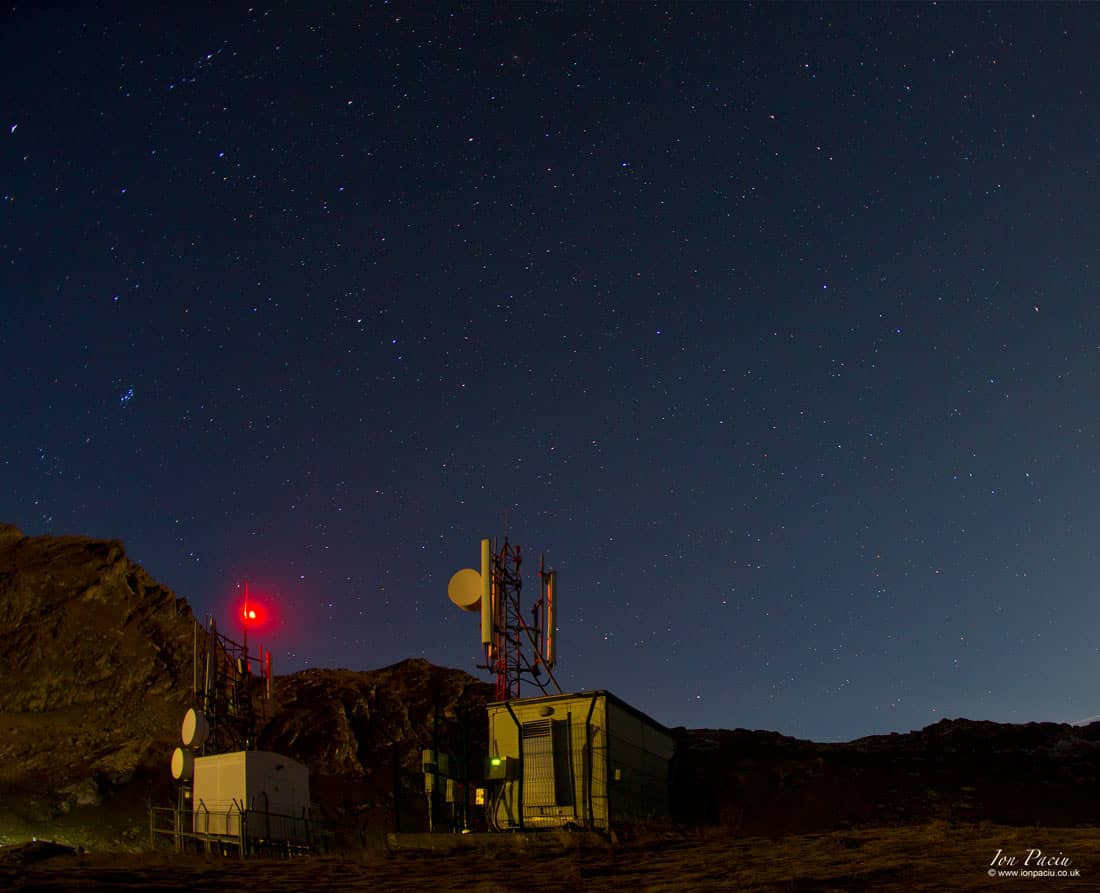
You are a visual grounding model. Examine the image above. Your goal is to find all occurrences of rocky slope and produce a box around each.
[0,523,196,826]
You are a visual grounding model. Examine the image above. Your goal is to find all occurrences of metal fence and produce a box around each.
[149,800,331,856]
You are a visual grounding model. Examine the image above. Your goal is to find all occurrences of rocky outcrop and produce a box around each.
[0,524,197,809]
[263,661,490,779]
[261,661,491,837]
[0,524,195,714]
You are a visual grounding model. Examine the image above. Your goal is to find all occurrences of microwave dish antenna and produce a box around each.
[447,568,482,612]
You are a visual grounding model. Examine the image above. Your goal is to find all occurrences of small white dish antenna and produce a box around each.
[448,568,483,612]
[181,707,210,748]
[171,746,194,780]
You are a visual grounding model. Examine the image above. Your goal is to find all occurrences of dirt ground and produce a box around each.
[3,823,1100,892]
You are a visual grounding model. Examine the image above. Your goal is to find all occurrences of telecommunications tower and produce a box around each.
[448,537,560,701]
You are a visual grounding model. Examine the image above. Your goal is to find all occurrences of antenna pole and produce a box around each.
[242,580,249,655]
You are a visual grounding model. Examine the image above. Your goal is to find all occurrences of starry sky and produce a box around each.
[5,2,1100,742]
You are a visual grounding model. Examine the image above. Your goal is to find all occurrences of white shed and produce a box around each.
[191,750,310,843]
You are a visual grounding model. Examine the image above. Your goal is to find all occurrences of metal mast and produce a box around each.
[482,537,560,701]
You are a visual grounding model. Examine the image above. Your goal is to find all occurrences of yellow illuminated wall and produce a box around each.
[485,691,673,831]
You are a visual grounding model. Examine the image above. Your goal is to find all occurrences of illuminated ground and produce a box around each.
[3,824,1100,891]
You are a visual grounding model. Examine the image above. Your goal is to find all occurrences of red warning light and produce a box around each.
[238,581,267,631]
[227,577,287,648]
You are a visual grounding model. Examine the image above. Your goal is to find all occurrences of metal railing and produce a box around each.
[149,799,331,856]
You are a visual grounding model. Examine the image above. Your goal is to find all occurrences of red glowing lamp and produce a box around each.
[239,580,271,649]
[227,578,286,656]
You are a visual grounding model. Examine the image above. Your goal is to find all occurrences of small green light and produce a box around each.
[491,758,502,766]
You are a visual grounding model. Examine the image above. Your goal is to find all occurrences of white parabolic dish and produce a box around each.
[181,707,210,747]
[171,746,194,780]
[448,567,482,612]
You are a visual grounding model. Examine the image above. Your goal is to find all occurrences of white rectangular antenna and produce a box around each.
[480,538,492,645]
[544,570,557,668]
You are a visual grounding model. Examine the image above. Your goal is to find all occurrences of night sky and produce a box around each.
[5,3,1100,742]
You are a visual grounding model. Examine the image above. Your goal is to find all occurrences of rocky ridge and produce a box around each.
[670,717,1100,833]
[0,524,195,813]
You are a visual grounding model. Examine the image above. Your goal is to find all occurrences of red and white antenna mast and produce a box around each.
[448,537,561,701]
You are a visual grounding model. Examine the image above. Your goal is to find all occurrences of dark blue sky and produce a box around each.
[4,2,1100,741]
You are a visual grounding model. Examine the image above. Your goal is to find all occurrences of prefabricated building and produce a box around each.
[485,690,674,831]
[191,750,311,843]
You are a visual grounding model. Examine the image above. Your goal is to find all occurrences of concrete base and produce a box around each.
[385,830,611,853]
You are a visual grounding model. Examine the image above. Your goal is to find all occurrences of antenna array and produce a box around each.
[448,536,559,701]
[191,615,272,753]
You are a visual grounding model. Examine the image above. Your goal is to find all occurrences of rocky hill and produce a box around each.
[670,719,1100,834]
[2,523,1100,850]
[260,661,491,840]
[0,523,196,832]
